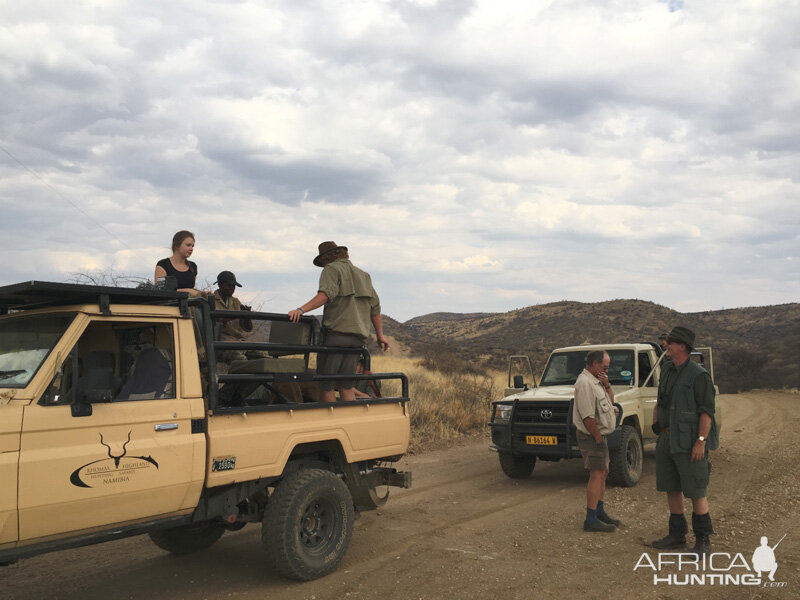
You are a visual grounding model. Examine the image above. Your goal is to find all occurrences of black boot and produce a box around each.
[652,513,687,549]
[691,513,713,557]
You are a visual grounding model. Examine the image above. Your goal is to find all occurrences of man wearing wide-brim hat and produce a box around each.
[651,326,719,556]
[288,242,389,402]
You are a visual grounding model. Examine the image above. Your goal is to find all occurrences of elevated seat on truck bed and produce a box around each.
[217,318,319,406]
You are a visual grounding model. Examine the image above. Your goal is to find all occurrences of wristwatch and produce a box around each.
[697,435,706,442]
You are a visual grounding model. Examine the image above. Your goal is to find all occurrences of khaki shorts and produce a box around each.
[576,430,610,471]
[317,332,365,391]
[655,434,710,499]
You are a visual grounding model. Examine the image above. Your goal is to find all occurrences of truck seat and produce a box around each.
[117,347,172,400]
[79,350,120,400]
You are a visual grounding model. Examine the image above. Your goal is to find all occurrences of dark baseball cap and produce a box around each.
[215,271,242,287]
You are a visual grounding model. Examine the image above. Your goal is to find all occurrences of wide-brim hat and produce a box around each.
[313,241,348,267]
[214,270,242,287]
[667,326,695,350]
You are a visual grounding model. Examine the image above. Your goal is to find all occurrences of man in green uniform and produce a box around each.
[213,271,256,363]
[651,326,718,556]
[288,241,389,402]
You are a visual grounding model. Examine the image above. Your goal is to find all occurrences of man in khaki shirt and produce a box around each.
[213,271,260,363]
[573,350,621,532]
[288,241,389,402]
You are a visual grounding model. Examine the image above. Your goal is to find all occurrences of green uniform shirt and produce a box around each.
[318,259,380,339]
[657,358,715,431]
[213,291,252,342]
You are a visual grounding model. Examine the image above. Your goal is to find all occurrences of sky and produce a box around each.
[1,0,798,322]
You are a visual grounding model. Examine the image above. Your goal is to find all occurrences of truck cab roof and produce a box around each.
[0,281,188,317]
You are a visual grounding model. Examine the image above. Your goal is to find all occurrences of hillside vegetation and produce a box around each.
[370,356,505,452]
[383,300,800,394]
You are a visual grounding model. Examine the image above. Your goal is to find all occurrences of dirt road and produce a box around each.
[3,391,798,599]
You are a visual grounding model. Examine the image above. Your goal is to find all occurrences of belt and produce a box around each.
[327,330,364,338]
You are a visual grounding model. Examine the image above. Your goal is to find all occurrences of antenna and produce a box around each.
[0,145,131,251]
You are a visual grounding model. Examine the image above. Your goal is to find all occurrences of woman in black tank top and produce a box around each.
[154,230,202,296]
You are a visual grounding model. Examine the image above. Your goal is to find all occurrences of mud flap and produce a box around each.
[343,463,411,511]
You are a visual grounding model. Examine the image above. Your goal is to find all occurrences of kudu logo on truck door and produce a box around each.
[70,431,159,488]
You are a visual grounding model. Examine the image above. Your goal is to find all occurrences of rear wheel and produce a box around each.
[262,469,354,581]
[149,521,225,555]
[608,425,643,487]
[498,452,536,479]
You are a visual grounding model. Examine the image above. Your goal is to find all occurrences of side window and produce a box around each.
[638,352,654,387]
[40,321,175,405]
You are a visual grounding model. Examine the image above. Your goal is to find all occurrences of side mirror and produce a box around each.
[71,401,92,417]
[70,388,113,417]
[513,375,528,391]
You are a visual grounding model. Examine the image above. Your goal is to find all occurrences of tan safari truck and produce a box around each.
[489,343,720,487]
[0,282,410,580]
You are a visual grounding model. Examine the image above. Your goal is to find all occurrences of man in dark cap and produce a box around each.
[651,326,719,556]
[658,332,669,352]
[213,271,258,363]
[288,241,389,402]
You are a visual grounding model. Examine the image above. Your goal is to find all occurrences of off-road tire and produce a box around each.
[262,468,354,581]
[498,452,536,479]
[608,425,643,487]
[148,521,225,555]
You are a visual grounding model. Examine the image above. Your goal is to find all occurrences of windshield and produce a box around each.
[540,350,635,387]
[0,313,76,387]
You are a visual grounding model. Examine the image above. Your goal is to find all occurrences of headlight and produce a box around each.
[493,405,513,422]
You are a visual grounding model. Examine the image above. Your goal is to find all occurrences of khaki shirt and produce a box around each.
[573,369,616,435]
[318,259,380,340]
[213,291,252,342]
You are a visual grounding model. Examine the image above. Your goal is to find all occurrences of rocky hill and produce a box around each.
[384,300,800,393]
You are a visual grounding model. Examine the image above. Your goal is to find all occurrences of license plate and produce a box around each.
[526,435,557,446]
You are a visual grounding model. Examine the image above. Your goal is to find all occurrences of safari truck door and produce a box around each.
[17,313,206,543]
[0,398,22,548]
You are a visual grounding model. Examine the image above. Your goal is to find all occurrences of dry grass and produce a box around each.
[370,355,506,453]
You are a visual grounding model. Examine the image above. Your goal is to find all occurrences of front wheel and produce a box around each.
[608,425,643,487]
[262,469,355,581]
[498,452,536,479]
[149,521,225,555]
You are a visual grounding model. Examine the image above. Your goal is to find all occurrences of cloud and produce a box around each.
[1,0,798,320]
[436,254,502,272]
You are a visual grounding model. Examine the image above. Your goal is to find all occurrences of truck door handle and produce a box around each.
[155,423,179,431]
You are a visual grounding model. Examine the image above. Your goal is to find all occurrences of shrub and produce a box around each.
[371,356,504,452]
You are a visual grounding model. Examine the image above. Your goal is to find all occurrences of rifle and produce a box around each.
[772,534,787,551]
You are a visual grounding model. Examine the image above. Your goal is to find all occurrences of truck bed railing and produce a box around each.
[190,297,405,410]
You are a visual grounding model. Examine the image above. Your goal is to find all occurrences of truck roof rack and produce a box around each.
[0,281,188,315]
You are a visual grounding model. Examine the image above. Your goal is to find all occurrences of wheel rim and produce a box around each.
[626,437,642,475]
[299,498,336,553]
